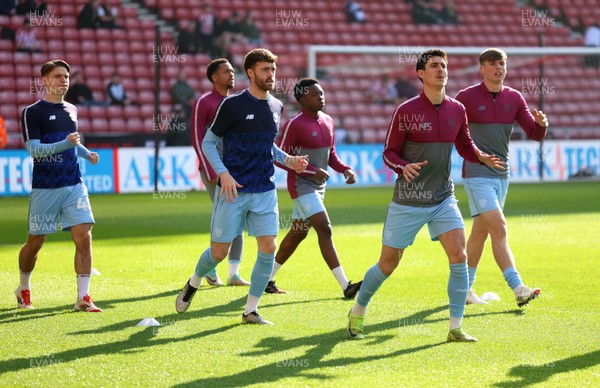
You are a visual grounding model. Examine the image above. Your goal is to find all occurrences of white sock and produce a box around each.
[244,294,260,315]
[20,270,32,289]
[189,273,202,288]
[450,317,462,330]
[228,261,240,278]
[269,262,282,281]
[331,266,349,290]
[77,274,91,299]
[351,303,366,316]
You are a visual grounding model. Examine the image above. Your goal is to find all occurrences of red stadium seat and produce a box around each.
[137,91,154,104]
[59,3,78,16]
[131,53,149,67]
[142,28,155,41]
[138,117,153,133]
[91,118,109,132]
[0,39,13,52]
[361,129,377,143]
[136,78,154,93]
[0,100,18,120]
[106,105,125,119]
[121,6,138,18]
[122,105,142,119]
[77,106,90,119]
[89,106,108,119]
[0,0,593,141]
[15,77,31,92]
[78,118,92,133]
[126,117,144,132]
[14,51,32,66]
[161,7,174,20]
[133,65,153,79]
[129,41,147,53]
[109,28,127,42]
[116,64,134,78]
[5,116,20,133]
[0,63,14,76]
[108,118,128,132]
[9,15,25,29]
[16,91,36,105]
[113,41,130,57]
[139,105,155,126]
[81,52,99,67]
[127,29,144,41]
[120,78,135,93]
[46,39,65,53]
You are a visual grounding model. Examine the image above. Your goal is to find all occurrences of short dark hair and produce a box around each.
[479,48,507,65]
[206,58,230,83]
[40,59,70,77]
[243,48,277,76]
[416,49,447,83]
[293,78,319,102]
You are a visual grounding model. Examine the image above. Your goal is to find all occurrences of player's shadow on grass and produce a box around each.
[0,294,252,376]
[173,305,453,387]
[0,322,240,377]
[494,349,600,387]
[0,295,379,377]
[0,289,179,324]
[66,296,525,340]
[172,305,532,387]
[0,298,527,381]
[68,296,341,336]
[68,294,249,336]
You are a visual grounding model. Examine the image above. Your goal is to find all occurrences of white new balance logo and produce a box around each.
[245,114,255,120]
[49,115,56,120]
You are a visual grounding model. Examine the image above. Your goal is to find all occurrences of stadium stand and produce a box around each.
[1,0,598,148]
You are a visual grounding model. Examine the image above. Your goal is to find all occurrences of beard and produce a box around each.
[255,77,274,92]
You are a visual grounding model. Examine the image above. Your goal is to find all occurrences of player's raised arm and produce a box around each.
[25,136,78,158]
[515,92,548,141]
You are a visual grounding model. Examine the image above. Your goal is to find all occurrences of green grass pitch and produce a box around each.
[1,182,599,387]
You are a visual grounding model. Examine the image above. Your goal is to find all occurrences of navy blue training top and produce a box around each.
[209,89,284,193]
[21,100,82,189]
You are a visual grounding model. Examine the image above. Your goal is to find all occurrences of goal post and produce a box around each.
[307,45,600,79]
